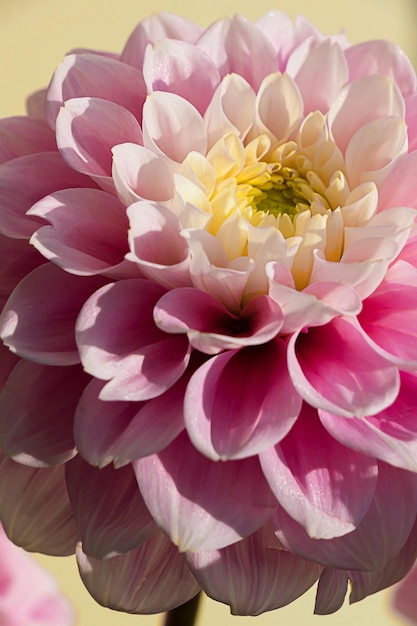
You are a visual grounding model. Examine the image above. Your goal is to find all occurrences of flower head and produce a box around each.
[1,10,417,616]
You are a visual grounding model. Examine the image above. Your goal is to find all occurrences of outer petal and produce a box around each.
[314,568,348,615]
[273,462,417,571]
[0,361,89,467]
[0,264,105,365]
[46,53,146,127]
[0,234,42,310]
[0,116,56,164]
[287,316,400,418]
[65,457,156,559]
[0,454,78,556]
[77,532,200,614]
[260,403,378,540]
[28,188,131,277]
[378,150,417,211]
[187,523,321,616]
[134,431,277,552]
[184,340,301,460]
[75,279,190,401]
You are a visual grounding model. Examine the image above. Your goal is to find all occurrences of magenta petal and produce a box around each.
[187,524,321,615]
[288,316,400,417]
[314,569,348,615]
[134,431,277,552]
[74,375,186,467]
[260,403,378,539]
[29,188,130,276]
[77,531,200,614]
[0,152,97,239]
[274,462,417,571]
[76,279,190,401]
[56,97,143,181]
[0,234,42,310]
[46,53,146,127]
[0,116,56,164]
[0,343,19,393]
[0,454,78,555]
[65,457,156,559]
[0,361,89,466]
[0,264,106,365]
[184,340,301,460]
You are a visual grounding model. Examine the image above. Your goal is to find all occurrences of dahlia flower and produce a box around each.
[1,9,417,619]
[0,523,74,625]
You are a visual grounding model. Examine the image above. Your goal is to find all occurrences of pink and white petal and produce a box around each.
[112,143,173,205]
[142,92,207,166]
[76,279,190,401]
[328,75,405,155]
[320,371,417,472]
[0,264,106,365]
[274,462,417,571]
[127,201,191,289]
[253,72,303,142]
[187,524,321,616]
[65,457,156,559]
[260,403,378,540]
[378,151,417,211]
[46,53,146,128]
[143,39,220,115]
[74,373,187,467]
[294,40,348,115]
[155,289,282,354]
[345,40,416,99]
[0,234,43,310]
[0,454,78,555]
[0,152,97,239]
[0,361,89,467]
[287,317,400,418]
[314,568,348,615]
[406,93,417,151]
[184,340,301,460]
[121,12,203,68]
[77,531,200,614]
[56,97,143,184]
[345,116,407,188]
[255,10,296,67]
[134,431,277,552]
[28,188,130,276]
[204,74,256,147]
[0,116,56,164]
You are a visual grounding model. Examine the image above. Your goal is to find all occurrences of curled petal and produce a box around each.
[77,531,200,614]
[134,431,277,552]
[253,72,303,142]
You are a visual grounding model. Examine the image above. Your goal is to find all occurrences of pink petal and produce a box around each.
[73,374,187,467]
[184,339,301,460]
[0,152,97,239]
[29,188,130,276]
[406,93,417,151]
[0,361,89,467]
[143,39,220,114]
[260,403,378,539]
[254,72,303,142]
[134,431,277,552]
[0,234,42,310]
[254,10,296,67]
[378,151,417,211]
[274,462,417,571]
[46,53,146,128]
[26,88,48,119]
[56,97,143,186]
[0,454,78,556]
[121,12,203,68]
[287,316,400,418]
[127,201,192,289]
[0,264,105,365]
[0,343,19,394]
[187,523,321,615]
[65,457,156,559]
[142,91,207,165]
[314,569,348,615]
[320,371,417,472]
[76,531,200,613]
[345,40,416,98]
[75,279,190,401]
[0,116,56,164]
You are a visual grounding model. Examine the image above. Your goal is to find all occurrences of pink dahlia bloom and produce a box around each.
[1,9,417,616]
[0,523,74,625]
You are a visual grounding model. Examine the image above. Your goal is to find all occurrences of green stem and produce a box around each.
[162,592,202,626]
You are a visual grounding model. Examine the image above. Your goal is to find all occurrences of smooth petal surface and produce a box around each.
[77,531,200,614]
[187,523,321,615]
[0,234,42,310]
[0,361,89,466]
[0,454,78,555]
[0,116,56,164]
[134,431,277,552]
[260,403,378,540]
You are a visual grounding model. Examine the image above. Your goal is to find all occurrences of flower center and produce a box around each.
[249,164,309,219]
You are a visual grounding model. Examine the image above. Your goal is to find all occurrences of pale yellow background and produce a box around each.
[0,0,416,624]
